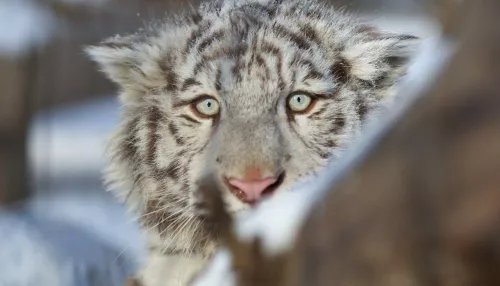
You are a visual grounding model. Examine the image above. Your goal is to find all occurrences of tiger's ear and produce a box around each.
[342,30,420,85]
[85,34,166,102]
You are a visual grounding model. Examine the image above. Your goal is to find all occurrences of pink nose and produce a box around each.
[227,177,278,203]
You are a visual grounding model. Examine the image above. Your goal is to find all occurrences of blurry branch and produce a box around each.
[204,0,500,285]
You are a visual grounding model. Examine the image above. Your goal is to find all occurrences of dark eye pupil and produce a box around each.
[206,101,212,108]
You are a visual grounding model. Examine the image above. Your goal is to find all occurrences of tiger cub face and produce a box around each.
[87,0,417,254]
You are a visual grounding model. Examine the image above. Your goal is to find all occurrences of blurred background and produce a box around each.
[0,0,442,285]
[7,0,439,202]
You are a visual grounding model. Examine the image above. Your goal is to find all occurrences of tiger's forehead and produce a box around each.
[173,23,336,107]
[162,0,356,109]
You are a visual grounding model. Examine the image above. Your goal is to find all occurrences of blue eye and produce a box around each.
[288,93,312,112]
[194,97,220,117]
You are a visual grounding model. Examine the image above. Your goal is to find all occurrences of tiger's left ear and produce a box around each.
[342,32,420,85]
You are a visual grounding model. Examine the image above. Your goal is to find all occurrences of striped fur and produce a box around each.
[86,0,417,284]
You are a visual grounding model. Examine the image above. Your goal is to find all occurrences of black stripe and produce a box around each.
[230,44,249,80]
[298,59,324,82]
[329,113,346,133]
[193,43,248,84]
[272,23,311,50]
[276,49,285,90]
[322,139,338,148]
[307,104,328,120]
[123,118,139,158]
[183,21,213,56]
[192,48,229,76]
[239,2,276,18]
[192,61,206,77]
[215,64,222,91]
[260,41,285,89]
[232,54,246,83]
[356,98,368,121]
[160,55,178,92]
[176,149,187,158]
[260,41,281,55]
[299,23,321,46]
[330,58,351,84]
[147,107,163,164]
[178,114,201,124]
[120,117,140,173]
[197,30,225,53]
[168,122,185,145]
[247,37,259,75]
[303,69,324,81]
[181,78,202,91]
[255,54,271,80]
[164,159,182,181]
[190,10,203,24]
[173,99,193,108]
[319,150,330,159]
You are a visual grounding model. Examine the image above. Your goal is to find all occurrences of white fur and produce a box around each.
[139,253,208,286]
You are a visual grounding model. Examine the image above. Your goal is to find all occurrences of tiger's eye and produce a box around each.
[193,97,220,117]
[287,93,313,113]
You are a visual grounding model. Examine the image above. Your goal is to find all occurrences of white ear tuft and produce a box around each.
[85,34,165,101]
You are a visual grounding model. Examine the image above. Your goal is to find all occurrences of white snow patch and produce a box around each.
[0,212,62,286]
[29,192,147,265]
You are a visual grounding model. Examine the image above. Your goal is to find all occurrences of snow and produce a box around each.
[29,192,147,265]
[0,211,62,286]
[0,192,145,286]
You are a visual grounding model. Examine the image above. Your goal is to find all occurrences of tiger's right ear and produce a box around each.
[85,34,166,102]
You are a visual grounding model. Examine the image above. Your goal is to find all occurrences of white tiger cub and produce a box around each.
[86,0,418,285]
